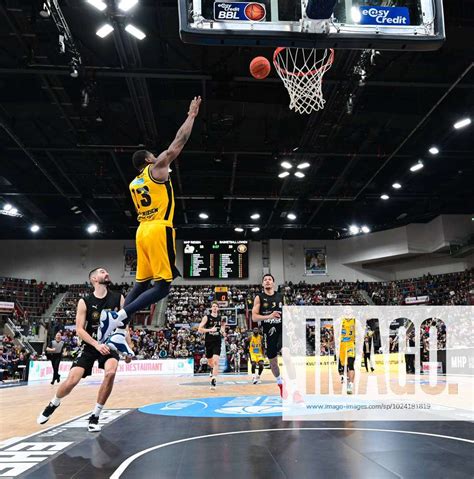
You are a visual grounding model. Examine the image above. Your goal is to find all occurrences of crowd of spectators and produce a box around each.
[0,277,62,319]
[365,270,473,305]
[0,334,30,381]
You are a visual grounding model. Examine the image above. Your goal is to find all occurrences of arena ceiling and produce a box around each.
[0,0,473,240]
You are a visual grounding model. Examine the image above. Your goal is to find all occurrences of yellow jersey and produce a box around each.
[129,165,175,224]
[340,317,355,344]
[249,335,263,357]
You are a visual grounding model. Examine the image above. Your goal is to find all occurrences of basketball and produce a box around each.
[245,3,266,21]
[250,56,271,80]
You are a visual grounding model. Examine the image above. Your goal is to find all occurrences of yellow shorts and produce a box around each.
[339,342,355,365]
[135,221,180,282]
[250,354,265,363]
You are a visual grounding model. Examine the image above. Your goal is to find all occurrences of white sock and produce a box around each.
[117,309,128,322]
[93,403,104,417]
[276,376,283,385]
[51,395,61,406]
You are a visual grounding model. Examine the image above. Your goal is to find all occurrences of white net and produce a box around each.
[273,48,334,114]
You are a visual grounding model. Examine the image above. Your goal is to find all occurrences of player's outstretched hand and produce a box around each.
[188,96,202,118]
[96,343,110,356]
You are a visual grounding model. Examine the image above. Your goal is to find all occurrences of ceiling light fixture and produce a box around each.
[287,213,297,220]
[294,171,305,178]
[199,213,209,219]
[428,146,439,155]
[278,171,290,178]
[234,227,244,232]
[410,161,424,172]
[125,24,146,40]
[296,162,310,169]
[86,0,107,11]
[251,227,260,232]
[281,161,293,169]
[380,194,390,200]
[392,182,402,189]
[361,225,371,234]
[453,118,471,130]
[118,0,138,12]
[250,213,260,220]
[96,24,114,38]
[87,224,98,234]
[30,224,40,233]
[349,225,360,235]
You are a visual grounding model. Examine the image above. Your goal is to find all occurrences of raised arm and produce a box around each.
[151,96,201,181]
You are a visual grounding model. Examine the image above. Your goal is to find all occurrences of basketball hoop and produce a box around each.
[273,47,334,114]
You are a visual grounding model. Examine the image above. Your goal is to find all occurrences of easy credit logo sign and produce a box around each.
[359,6,410,25]
[140,396,285,418]
[214,2,266,22]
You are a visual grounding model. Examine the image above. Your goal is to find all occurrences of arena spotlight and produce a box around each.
[250,213,260,220]
[234,227,244,232]
[86,0,107,11]
[380,194,390,200]
[96,24,114,38]
[392,182,402,189]
[453,118,471,130]
[278,171,290,178]
[251,227,260,232]
[118,0,138,12]
[294,171,305,178]
[410,161,424,172]
[287,213,297,220]
[361,225,371,234]
[125,24,146,40]
[199,213,209,219]
[87,224,98,234]
[30,224,40,233]
[281,161,293,169]
[4,203,12,211]
[349,225,360,235]
[428,146,439,155]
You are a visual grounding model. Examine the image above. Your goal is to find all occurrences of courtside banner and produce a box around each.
[358,6,410,25]
[28,358,194,381]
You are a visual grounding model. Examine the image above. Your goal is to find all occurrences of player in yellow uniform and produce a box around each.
[249,328,265,384]
[98,97,202,346]
[339,317,356,394]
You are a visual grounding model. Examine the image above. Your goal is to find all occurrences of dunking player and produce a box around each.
[249,327,265,384]
[252,274,303,402]
[339,317,356,394]
[97,97,202,344]
[37,268,133,432]
[198,301,226,390]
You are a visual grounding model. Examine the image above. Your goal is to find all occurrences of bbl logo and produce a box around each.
[214,2,266,22]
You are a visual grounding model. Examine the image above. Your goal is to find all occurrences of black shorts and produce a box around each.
[205,341,221,359]
[263,328,282,360]
[71,346,119,378]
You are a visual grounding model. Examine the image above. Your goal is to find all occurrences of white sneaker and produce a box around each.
[98,310,124,343]
[106,331,134,357]
[347,382,353,395]
[87,414,101,432]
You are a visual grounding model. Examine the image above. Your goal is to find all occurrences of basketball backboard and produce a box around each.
[178,0,445,50]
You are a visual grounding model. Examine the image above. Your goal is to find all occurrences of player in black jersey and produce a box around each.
[198,301,226,390]
[252,274,303,402]
[37,268,133,432]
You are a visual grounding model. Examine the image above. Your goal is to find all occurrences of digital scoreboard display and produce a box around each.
[183,240,249,279]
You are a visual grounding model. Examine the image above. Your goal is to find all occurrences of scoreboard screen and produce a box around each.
[183,240,249,279]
